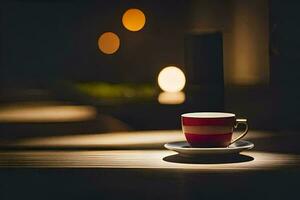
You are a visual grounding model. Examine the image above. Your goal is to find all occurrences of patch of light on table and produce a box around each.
[0,103,97,123]
[3,130,273,149]
[8,130,185,149]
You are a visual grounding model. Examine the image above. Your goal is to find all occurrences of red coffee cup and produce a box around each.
[181,112,248,147]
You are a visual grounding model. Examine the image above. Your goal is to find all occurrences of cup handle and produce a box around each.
[229,119,249,145]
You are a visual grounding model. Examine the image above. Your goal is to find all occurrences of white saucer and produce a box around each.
[164,140,254,157]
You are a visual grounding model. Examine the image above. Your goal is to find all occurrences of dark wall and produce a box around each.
[0,0,187,88]
[270,1,300,130]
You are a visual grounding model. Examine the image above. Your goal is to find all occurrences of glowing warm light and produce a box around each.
[158,92,185,105]
[98,32,120,54]
[158,66,186,92]
[122,8,146,31]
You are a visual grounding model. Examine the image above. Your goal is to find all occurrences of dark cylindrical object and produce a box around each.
[184,32,224,111]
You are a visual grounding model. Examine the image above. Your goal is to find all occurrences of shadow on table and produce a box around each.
[163,153,254,164]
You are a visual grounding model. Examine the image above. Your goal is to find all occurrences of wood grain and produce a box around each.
[0,150,298,170]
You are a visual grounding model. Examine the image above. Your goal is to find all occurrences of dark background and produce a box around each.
[0,0,299,134]
[0,0,186,85]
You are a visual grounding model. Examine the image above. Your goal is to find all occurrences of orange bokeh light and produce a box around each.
[98,32,120,54]
[122,8,146,31]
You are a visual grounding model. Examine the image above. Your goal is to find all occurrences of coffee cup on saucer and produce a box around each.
[181,112,248,148]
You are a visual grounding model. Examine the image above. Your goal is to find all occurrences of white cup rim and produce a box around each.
[181,112,235,118]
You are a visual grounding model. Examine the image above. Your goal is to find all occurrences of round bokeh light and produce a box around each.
[122,8,146,31]
[158,66,186,92]
[98,32,120,54]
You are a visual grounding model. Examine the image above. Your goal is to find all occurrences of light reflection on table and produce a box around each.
[0,150,298,170]
[0,130,272,149]
[0,102,97,123]
[0,130,290,170]
[158,92,185,104]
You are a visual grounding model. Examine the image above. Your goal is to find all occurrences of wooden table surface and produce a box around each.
[1,130,300,199]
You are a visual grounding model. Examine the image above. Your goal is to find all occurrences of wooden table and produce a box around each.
[0,130,299,199]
